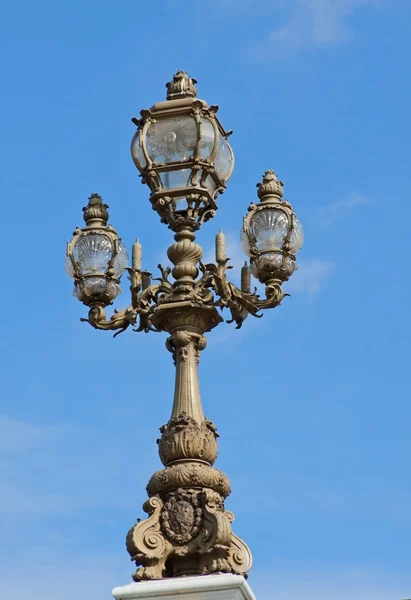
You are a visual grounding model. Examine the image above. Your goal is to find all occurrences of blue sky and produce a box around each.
[0,1,410,598]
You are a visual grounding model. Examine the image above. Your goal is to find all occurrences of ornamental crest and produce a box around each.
[161,489,203,545]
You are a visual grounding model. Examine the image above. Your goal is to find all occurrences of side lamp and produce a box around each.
[241,170,303,295]
[66,193,129,307]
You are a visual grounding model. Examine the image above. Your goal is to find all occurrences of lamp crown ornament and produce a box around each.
[82,193,109,227]
[66,70,304,584]
[166,70,198,100]
[256,169,284,201]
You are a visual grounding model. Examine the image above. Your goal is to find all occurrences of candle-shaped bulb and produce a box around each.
[241,261,251,294]
[132,239,142,271]
[215,229,226,263]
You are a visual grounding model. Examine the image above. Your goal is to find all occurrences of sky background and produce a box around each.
[0,1,410,598]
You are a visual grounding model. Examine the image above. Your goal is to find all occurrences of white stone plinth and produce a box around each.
[112,574,256,600]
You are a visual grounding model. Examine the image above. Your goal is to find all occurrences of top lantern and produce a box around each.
[130,71,234,231]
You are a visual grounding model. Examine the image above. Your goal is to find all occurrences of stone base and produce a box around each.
[112,574,256,600]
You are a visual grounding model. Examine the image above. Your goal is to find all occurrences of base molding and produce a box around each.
[112,574,256,600]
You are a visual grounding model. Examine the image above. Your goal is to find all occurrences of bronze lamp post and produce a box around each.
[66,71,303,581]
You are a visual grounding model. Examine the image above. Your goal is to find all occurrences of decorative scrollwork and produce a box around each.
[205,257,288,329]
[225,511,253,576]
[79,219,289,335]
[126,496,173,581]
[76,212,293,583]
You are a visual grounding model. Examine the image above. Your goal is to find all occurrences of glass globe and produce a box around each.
[214,134,234,183]
[159,169,192,190]
[114,240,129,278]
[284,256,297,276]
[289,217,304,254]
[146,116,198,164]
[259,252,283,271]
[131,132,146,170]
[71,233,112,276]
[73,278,121,302]
[242,209,289,255]
[65,253,75,279]
[199,119,216,159]
[66,234,128,280]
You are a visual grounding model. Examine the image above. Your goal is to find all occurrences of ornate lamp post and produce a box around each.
[66,72,303,583]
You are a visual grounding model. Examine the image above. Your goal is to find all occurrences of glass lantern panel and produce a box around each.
[249,209,289,252]
[192,169,218,195]
[199,119,216,159]
[65,254,75,279]
[159,169,192,189]
[73,233,113,275]
[240,227,251,256]
[204,174,219,194]
[131,130,147,170]
[114,240,129,278]
[146,116,197,164]
[289,217,304,253]
[214,135,234,182]
[174,198,189,213]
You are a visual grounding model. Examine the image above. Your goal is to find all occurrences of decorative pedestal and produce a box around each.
[112,574,256,600]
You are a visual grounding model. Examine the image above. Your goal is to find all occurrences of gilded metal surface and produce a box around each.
[67,177,297,580]
[66,194,126,307]
[67,74,303,583]
[243,170,301,286]
[130,72,233,232]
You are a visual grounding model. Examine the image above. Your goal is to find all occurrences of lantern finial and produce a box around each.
[83,193,109,227]
[256,170,284,201]
[166,70,198,100]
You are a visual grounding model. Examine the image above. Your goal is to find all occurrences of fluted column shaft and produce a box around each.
[170,334,205,424]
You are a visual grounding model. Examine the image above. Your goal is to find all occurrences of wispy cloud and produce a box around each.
[248,0,381,60]
[0,414,156,525]
[0,416,51,452]
[285,258,335,295]
[315,191,372,228]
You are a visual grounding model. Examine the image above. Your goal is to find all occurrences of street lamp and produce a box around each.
[66,71,303,581]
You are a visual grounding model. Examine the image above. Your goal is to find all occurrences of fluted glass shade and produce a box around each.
[251,209,289,251]
[242,209,288,256]
[66,234,128,279]
[242,210,304,256]
[68,233,112,276]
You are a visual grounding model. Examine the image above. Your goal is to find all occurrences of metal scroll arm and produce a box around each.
[80,266,173,336]
[205,258,289,329]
